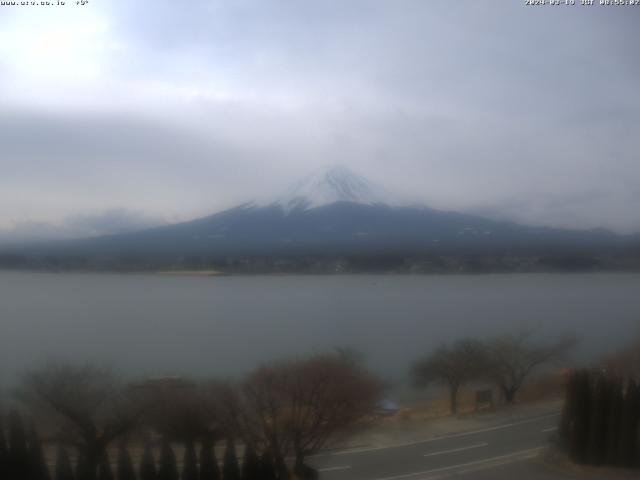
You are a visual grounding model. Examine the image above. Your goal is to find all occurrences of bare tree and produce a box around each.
[130,377,220,442]
[484,332,577,403]
[228,353,383,471]
[412,339,487,415]
[17,363,141,480]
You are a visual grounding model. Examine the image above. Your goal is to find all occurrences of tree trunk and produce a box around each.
[294,452,317,480]
[449,385,459,415]
[503,386,517,404]
[77,448,100,480]
[274,454,289,480]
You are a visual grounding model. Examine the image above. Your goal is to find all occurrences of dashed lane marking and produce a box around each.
[374,446,545,480]
[318,465,352,472]
[423,442,488,457]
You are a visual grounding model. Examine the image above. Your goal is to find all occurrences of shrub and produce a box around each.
[53,447,74,480]
[157,441,178,480]
[222,440,240,480]
[8,411,30,479]
[182,441,198,480]
[139,442,157,480]
[98,452,114,480]
[198,437,219,480]
[116,445,136,480]
[240,445,259,480]
[28,426,51,480]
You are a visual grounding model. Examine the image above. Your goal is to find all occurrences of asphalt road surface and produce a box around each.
[308,412,571,480]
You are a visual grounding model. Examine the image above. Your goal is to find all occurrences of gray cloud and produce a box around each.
[65,208,166,236]
[0,0,639,238]
[0,208,165,245]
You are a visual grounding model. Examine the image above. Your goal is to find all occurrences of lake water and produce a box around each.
[1,272,639,389]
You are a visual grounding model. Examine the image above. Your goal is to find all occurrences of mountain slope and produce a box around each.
[1,166,632,268]
[11,200,623,259]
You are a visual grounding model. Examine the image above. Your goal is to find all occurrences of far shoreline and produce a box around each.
[2,268,640,277]
[156,270,226,277]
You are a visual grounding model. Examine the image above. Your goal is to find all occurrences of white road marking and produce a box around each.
[453,448,545,477]
[541,426,557,433]
[313,412,560,457]
[318,465,352,472]
[374,446,544,480]
[423,442,488,457]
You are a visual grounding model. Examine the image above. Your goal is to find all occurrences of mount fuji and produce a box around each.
[256,165,404,214]
[2,166,631,272]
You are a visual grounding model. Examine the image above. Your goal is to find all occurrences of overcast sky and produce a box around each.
[0,0,638,242]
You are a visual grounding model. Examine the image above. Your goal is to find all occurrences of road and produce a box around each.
[309,412,570,480]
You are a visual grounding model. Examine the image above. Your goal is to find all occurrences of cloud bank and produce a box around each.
[0,0,639,242]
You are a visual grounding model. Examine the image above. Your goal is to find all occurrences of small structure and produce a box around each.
[375,399,400,417]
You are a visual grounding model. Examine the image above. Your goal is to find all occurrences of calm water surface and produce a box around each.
[1,272,639,387]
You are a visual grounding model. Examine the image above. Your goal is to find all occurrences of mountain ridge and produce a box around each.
[1,166,638,272]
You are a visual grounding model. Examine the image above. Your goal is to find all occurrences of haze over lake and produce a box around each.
[2,272,639,388]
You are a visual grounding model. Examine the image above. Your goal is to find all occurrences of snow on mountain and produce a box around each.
[259,165,405,214]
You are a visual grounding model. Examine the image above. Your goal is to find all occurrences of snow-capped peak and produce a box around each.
[261,165,403,214]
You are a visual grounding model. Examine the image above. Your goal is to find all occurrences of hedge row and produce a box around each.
[0,411,297,480]
[559,369,640,469]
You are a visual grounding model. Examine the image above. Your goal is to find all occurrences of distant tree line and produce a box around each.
[0,352,383,480]
[412,332,576,414]
[3,252,640,274]
[559,369,640,470]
